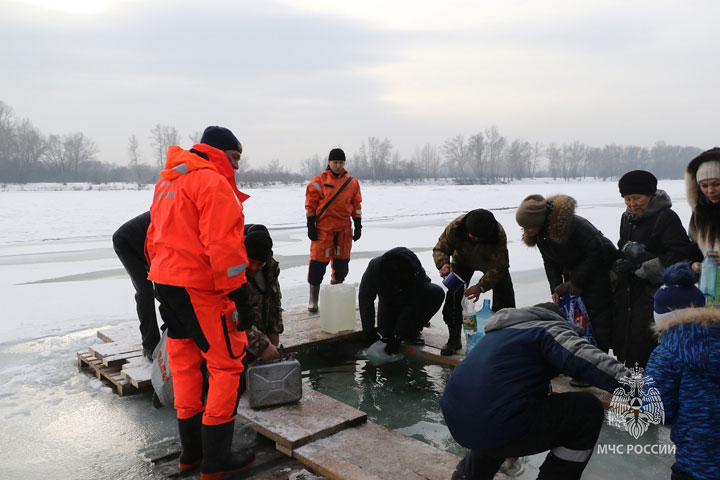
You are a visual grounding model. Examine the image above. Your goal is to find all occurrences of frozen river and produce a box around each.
[0,180,685,478]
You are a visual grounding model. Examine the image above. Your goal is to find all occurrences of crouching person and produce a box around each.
[243,224,283,362]
[441,303,628,480]
[359,247,444,355]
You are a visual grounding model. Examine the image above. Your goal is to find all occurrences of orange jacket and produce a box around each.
[147,143,250,292]
[305,167,362,230]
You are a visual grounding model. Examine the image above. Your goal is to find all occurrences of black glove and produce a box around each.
[352,217,362,242]
[307,216,318,241]
[613,257,636,274]
[228,284,254,331]
[384,335,401,355]
[363,327,380,344]
[621,241,647,262]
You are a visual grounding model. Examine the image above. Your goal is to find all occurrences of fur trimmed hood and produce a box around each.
[522,194,576,247]
[685,147,720,211]
[653,306,720,334]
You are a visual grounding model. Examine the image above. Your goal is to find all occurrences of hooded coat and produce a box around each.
[614,190,699,367]
[433,211,511,292]
[146,144,250,292]
[441,306,628,451]
[685,147,720,254]
[521,194,617,350]
[646,308,720,480]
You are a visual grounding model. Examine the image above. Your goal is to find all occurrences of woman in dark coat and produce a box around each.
[515,194,617,352]
[613,170,699,368]
[685,147,720,273]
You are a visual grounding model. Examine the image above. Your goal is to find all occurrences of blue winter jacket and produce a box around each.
[645,307,720,480]
[441,306,628,451]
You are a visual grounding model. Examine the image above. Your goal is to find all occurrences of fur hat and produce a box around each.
[695,160,720,183]
[200,126,242,152]
[653,262,705,324]
[618,170,657,196]
[515,194,548,228]
[465,209,498,240]
[244,230,273,262]
[328,148,346,162]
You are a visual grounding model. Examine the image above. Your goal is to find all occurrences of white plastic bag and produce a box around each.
[366,339,404,366]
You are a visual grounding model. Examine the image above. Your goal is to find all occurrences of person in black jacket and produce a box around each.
[359,247,444,355]
[112,211,159,360]
[441,304,628,480]
[612,170,700,367]
[515,194,617,352]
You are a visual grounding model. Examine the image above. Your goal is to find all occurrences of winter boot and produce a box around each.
[200,421,255,480]
[308,285,320,313]
[440,324,462,356]
[178,412,203,470]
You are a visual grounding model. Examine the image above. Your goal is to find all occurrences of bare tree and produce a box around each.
[13,119,45,182]
[367,137,393,180]
[128,134,143,184]
[506,139,532,180]
[150,124,180,168]
[412,143,440,179]
[442,134,470,178]
[467,132,485,180]
[300,154,323,178]
[484,126,507,182]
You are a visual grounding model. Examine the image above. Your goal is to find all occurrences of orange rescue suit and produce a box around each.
[305,168,362,262]
[146,143,251,425]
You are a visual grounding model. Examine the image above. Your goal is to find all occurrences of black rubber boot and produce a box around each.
[440,324,462,356]
[178,412,203,470]
[200,420,255,480]
[308,285,320,313]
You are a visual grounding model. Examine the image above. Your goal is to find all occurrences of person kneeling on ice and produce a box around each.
[441,303,629,480]
[359,247,444,355]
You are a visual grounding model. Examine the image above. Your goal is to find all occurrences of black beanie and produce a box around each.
[328,148,346,162]
[200,126,242,152]
[245,230,273,262]
[465,209,498,240]
[618,170,657,196]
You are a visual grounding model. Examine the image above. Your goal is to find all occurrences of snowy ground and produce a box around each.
[0,179,688,478]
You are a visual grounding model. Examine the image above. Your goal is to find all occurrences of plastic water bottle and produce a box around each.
[475,299,493,337]
[462,297,477,354]
[700,252,717,300]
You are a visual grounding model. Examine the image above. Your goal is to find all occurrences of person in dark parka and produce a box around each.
[515,194,617,352]
[359,247,445,355]
[441,303,628,480]
[112,211,159,360]
[613,170,700,368]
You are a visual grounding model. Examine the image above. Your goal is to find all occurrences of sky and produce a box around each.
[3,0,719,170]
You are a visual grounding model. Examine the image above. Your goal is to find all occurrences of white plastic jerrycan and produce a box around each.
[319,283,357,333]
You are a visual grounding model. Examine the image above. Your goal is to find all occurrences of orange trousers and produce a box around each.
[163,286,247,425]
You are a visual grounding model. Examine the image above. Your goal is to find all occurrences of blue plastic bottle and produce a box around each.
[466,299,492,354]
[700,251,717,300]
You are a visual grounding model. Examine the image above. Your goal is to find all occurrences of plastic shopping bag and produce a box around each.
[557,295,597,346]
[151,328,174,408]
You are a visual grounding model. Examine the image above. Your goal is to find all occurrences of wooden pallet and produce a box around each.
[77,348,143,396]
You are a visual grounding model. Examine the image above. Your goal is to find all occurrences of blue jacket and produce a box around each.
[646,308,720,480]
[441,306,628,451]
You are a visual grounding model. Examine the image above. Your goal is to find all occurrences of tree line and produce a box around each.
[0,101,702,185]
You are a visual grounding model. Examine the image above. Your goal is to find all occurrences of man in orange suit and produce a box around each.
[305,148,362,312]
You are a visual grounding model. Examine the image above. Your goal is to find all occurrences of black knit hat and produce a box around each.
[465,209,498,240]
[245,230,273,262]
[328,148,346,162]
[200,126,242,152]
[618,170,657,196]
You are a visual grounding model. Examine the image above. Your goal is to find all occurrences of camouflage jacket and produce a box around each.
[432,213,511,291]
[245,256,283,357]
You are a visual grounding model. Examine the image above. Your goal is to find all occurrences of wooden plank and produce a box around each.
[101,351,143,367]
[236,388,366,453]
[293,421,465,480]
[121,364,152,389]
[97,324,140,344]
[90,342,142,359]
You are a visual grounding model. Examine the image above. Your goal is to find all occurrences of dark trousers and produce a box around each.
[442,266,515,327]
[457,392,604,480]
[579,273,614,353]
[376,282,444,339]
[113,242,160,354]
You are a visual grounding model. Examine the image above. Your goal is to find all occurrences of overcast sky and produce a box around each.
[3,0,719,170]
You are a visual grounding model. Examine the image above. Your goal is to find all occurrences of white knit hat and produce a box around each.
[695,160,720,183]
